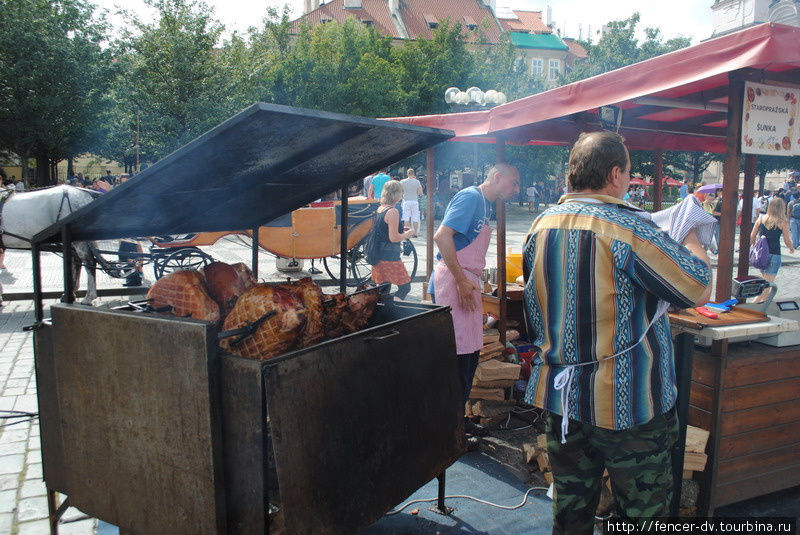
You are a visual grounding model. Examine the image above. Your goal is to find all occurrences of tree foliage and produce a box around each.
[0,0,112,184]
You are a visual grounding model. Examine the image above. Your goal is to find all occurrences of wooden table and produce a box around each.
[671,317,800,514]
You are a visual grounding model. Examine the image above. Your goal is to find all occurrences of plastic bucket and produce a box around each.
[506,252,523,283]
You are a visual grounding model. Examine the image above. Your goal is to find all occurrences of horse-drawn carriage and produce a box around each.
[93,196,418,286]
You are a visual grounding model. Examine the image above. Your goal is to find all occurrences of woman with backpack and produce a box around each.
[369,180,417,299]
[749,197,795,302]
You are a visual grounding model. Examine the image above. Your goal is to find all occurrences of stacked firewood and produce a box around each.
[465,330,522,427]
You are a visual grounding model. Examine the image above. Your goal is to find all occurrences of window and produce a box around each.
[531,58,543,76]
[548,59,561,80]
[361,19,373,27]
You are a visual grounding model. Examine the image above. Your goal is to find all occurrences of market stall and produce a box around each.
[389,22,800,515]
[31,103,464,534]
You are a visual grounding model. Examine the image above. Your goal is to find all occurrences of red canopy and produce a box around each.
[386,23,800,153]
[629,177,653,186]
[663,178,684,187]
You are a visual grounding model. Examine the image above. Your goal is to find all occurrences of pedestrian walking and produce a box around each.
[750,197,795,303]
[369,181,416,299]
[788,192,800,248]
[400,168,423,234]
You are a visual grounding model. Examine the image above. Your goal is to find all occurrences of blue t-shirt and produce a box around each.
[441,186,491,251]
[429,187,491,296]
[371,173,391,199]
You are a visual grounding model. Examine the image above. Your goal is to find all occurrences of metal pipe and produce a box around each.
[437,471,447,513]
[252,226,260,280]
[32,243,44,322]
[61,227,74,303]
[496,141,507,345]
[426,148,435,300]
[340,189,348,293]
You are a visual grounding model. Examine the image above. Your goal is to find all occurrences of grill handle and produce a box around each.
[363,329,400,342]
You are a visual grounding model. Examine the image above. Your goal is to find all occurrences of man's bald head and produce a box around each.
[567,132,629,192]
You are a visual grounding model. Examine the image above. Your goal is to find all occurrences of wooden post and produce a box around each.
[251,226,260,279]
[653,149,664,212]
[737,154,757,278]
[61,226,74,304]
[496,140,507,346]
[425,148,435,300]
[715,72,744,303]
[340,189,348,294]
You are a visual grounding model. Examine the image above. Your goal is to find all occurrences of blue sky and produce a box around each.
[97,0,715,45]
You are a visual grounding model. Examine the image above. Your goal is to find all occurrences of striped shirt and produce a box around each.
[522,194,710,430]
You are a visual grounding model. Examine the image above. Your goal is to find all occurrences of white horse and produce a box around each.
[2,185,100,304]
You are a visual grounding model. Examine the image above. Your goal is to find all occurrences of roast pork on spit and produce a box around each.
[146,270,220,322]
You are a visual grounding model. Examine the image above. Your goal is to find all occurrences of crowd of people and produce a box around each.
[67,169,132,192]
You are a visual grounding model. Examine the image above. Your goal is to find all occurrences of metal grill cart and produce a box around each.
[30,103,463,534]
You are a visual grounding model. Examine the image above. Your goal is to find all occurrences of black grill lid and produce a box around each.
[33,103,452,244]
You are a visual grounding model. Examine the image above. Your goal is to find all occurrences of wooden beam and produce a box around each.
[653,149,664,212]
[715,72,745,302]
[737,154,757,278]
[621,118,727,138]
[731,67,800,86]
[496,140,507,346]
[425,148,435,300]
[631,96,728,113]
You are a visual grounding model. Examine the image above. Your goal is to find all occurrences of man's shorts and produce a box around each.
[402,200,420,224]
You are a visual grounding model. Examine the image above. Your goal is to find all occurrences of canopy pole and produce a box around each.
[715,72,745,302]
[32,243,44,322]
[496,140,507,346]
[425,148,435,300]
[62,227,74,304]
[251,226,259,279]
[340,189,348,294]
[737,154,758,278]
[653,149,664,212]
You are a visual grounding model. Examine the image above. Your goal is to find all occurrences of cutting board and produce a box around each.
[669,306,769,330]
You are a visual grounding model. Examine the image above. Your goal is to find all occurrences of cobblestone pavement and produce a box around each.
[0,204,797,534]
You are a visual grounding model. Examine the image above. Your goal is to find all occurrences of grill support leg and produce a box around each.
[47,489,70,534]
[431,470,453,515]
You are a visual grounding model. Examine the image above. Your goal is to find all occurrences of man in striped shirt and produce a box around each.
[522,132,711,532]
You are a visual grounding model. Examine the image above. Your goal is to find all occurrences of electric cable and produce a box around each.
[386,486,549,515]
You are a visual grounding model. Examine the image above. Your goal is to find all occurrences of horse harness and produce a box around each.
[0,187,78,249]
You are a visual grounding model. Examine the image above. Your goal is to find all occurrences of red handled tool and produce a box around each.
[695,306,718,319]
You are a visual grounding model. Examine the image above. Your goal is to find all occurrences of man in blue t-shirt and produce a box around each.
[369,169,391,200]
[431,164,520,438]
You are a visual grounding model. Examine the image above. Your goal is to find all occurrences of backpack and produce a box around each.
[748,235,770,271]
[792,201,800,219]
[364,213,383,266]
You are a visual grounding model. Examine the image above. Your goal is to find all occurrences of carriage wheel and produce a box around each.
[349,239,419,288]
[155,247,214,279]
[323,250,355,286]
[91,241,139,279]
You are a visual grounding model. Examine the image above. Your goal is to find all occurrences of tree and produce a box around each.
[119,0,230,160]
[0,0,112,185]
[566,14,691,83]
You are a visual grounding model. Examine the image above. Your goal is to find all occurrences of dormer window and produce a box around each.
[320,17,333,24]
[463,16,477,31]
[424,14,439,29]
[361,19,374,27]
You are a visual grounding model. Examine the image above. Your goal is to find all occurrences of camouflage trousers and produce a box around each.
[545,408,678,534]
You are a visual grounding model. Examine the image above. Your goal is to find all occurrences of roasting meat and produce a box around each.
[231,262,258,288]
[274,277,325,347]
[342,288,381,333]
[322,293,350,339]
[221,285,306,360]
[146,270,220,322]
[203,262,254,317]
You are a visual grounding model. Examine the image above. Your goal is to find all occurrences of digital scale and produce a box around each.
[760,297,800,347]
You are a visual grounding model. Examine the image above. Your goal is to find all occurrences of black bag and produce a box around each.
[364,213,382,266]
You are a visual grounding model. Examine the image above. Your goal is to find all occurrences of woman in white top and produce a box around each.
[400,168,423,233]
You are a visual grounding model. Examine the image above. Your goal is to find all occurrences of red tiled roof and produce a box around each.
[498,10,551,34]
[292,0,403,38]
[399,0,503,41]
[562,37,588,58]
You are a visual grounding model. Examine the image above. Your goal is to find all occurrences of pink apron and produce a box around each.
[433,223,493,354]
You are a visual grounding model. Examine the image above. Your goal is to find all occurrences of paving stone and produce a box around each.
[0,474,19,492]
[17,495,49,522]
[0,441,26,455]
[0,488,17,513]
[16,518,50,535]
[0,454,24,475]
[58,518,98,535]
[0,512,11,534]
[25,463,42,481]
[20,479,46,499]
[0,429,28,444]
[3,388,25,396]
[13,395,37,413]
[26,449,41,464]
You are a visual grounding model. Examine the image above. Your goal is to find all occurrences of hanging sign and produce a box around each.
[599,105,622,133]
[741,81,799,156]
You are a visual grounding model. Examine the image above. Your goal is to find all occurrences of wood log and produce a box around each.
[473,378,516,389]
[475,359,521,382]
[536,433,548,451]
[469,387,505,402]
[523,442,541,464]
[537,452,550,472]
[470,399,514,418]
[683,451,708,472]
[685,425,710,453]
[479,342,506,362]
[543,471,554,485]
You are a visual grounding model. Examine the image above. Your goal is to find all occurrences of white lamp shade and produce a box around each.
[444,87,460,104]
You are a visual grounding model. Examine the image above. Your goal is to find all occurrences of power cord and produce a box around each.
[386,486,549,515]
[0,410,39,428]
